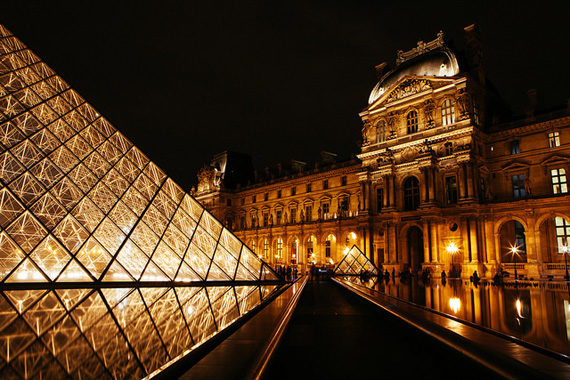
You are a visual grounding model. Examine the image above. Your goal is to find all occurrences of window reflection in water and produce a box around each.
[346,277,570,356]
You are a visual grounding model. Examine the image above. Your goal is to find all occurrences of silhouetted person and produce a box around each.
[441,270,446,280]
[385,269,390,280]
[472,270,480,283]
[391,268,395,279]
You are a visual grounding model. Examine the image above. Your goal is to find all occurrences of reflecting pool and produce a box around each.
[343,276,570,357]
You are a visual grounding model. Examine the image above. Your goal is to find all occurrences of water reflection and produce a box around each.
[347,276,570,356]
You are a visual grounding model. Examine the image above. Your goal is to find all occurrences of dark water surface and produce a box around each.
[354,276,570,357]
[265,280,498,379]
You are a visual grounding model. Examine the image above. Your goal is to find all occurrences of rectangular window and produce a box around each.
[305,205,312,222]
[325,240,331,257]
[263,212,269,227]
[263,240,269,259]
[290,208,297,224]
[510,140,520,154]
[341,176,347,186]
[291,186,296,196]
[277,190,282,198]
[340,197,349,211]
[226,198,231,206]
[276,209,282,224]
[555,216,570,253]
[241,198,245,205]
[377,188,383,213]
[264,193,268,201]
[323,179,329,190]
[306,183,312,193]
[512,174,526,199]
[551,168,568,194]
[446,176,458,204]
[549,132,560,148]
[252,195,256,203]
[322,202,330,216]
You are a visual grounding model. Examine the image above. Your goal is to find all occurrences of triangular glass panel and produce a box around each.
[56,260,92,282]
[5,258,48,282]
[334,245,379,276]
[0,231,26,280]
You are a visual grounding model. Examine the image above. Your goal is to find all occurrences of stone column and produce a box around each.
[389,175,395,208]
[383,176,389,208]
[420,168,428,204]
[467,163,474,199]
[469,217,479,262]
[430,222,439,262]
[423,221,430,263]
[461,218,470,263]
[458,164,467,199]
[428,167,435,203]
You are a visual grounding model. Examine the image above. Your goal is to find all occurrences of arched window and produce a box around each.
[263,239,269,259]
[555,217,570,253]
[251,240,256,254]
[441,99,455,126]
[325,236,332,257]
[307,236,315,259]
[406,110,418,134]
[291,239,298,264]
[276,238,283,258]
[376,120,386,143]
[403,177,420,211]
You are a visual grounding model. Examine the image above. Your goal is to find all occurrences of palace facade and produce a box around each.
[195,25,570,280]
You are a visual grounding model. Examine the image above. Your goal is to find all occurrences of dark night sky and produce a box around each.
[1,1,568,191]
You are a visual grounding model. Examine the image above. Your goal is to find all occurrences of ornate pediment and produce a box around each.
[540,154,570,166]
[385,78,432,103]
[501,160,531,172]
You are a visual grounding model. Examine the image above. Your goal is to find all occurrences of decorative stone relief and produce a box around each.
[423,99,436,128]
[386,112,398,139]
[455,88,472,121]
[386,79,432,103]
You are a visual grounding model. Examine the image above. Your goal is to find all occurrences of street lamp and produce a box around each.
[562,245,569,281]
[509,245,519,281]
[446,242,459,277]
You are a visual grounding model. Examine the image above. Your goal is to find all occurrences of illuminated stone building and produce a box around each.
[197,25,570,280]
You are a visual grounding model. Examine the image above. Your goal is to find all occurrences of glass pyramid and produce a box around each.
[0,24,282,378]
[334,245,379,276]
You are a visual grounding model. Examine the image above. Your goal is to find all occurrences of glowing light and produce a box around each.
[343,247,349,255]
[446,242,459,254]
[562,245,568,254]
[515,299,523,318]
[449,297,461,314]
[349,232,357,240]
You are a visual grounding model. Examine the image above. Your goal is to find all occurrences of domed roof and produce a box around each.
[368,46,460,105]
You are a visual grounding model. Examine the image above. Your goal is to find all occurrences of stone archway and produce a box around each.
[407,226,423,272]
[499,220,527,263]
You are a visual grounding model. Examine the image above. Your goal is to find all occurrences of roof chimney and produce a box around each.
[464,24,485,84]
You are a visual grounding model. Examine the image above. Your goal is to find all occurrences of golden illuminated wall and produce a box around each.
[0,24,280,378]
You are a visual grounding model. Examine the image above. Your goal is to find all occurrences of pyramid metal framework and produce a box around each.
[0,24,282,379]
[334,245,379,276]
